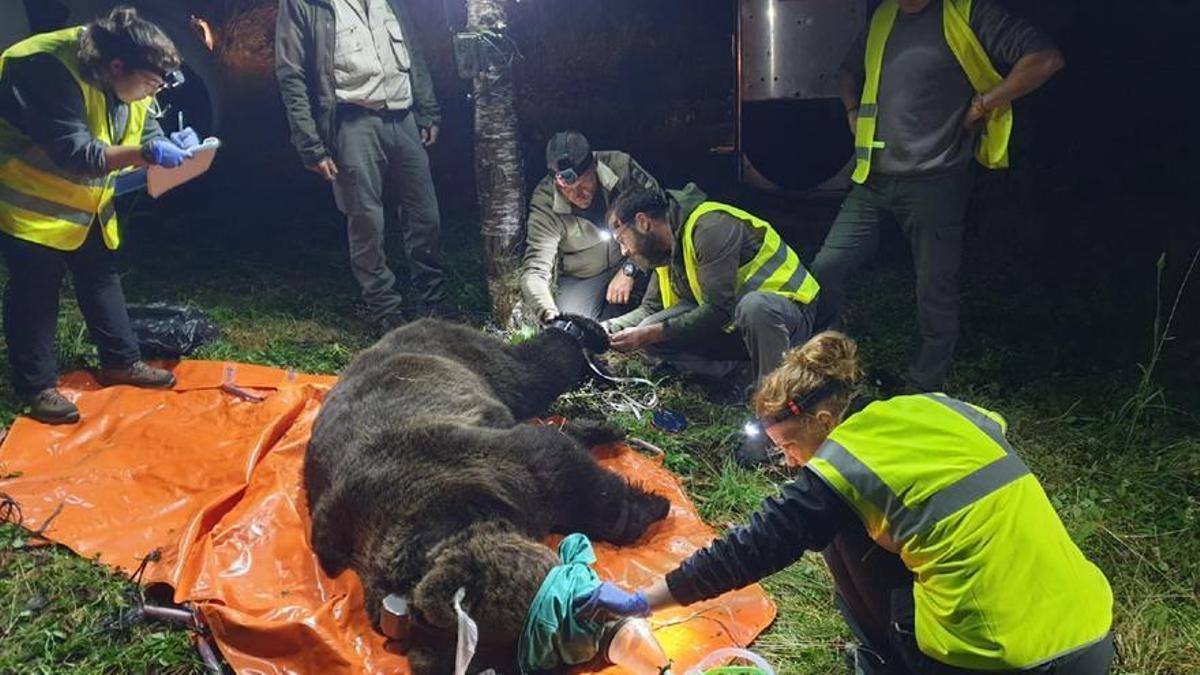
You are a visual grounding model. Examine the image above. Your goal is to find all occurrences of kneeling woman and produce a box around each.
[601,332,1115,673]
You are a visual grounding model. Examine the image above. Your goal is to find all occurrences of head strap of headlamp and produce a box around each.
[761,379,849,428]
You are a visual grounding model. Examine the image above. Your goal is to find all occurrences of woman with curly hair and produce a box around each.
[0,7,199,424]
[590,331,1115,674]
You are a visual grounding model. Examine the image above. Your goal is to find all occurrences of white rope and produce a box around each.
[584,353,660,420]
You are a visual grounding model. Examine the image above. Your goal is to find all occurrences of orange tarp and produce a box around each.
[0,361,775,673]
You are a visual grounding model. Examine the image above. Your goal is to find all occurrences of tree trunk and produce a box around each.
[466,0,525,327]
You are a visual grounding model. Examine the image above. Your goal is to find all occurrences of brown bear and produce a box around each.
[305,316,670,673]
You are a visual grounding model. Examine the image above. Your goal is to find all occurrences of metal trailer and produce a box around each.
[737,0,867,193]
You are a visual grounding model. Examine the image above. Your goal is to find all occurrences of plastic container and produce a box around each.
[601,618,673,675]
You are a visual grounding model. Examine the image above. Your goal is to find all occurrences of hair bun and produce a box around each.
[786,331,862,385]
[107,6,139,28]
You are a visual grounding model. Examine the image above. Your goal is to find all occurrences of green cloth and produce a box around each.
[518,534,605,674]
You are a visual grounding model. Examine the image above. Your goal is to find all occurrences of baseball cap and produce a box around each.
[545,131,594,183]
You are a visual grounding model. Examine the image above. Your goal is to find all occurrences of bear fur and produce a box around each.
[304,316,670,673]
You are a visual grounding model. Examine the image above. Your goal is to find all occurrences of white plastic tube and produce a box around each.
[684,647,776,675]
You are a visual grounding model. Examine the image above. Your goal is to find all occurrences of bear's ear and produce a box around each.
[412,523,558,641]
[411,545,475,631]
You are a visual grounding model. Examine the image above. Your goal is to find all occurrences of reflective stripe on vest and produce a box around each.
[807,394,1113,669]
[0,27,151,251]
[852,0,1013,184]
[815,395,1029,544]
[655,202,819,330]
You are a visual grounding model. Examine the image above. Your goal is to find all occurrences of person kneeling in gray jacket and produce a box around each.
[521,131,662,324]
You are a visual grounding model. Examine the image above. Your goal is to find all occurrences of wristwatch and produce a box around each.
[621,261,637,277]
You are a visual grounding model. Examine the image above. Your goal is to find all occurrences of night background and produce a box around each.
[106,0,1200,384]
[1,0,1198,672]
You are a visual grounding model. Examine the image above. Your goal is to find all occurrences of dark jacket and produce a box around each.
[274,0,441,167]
[665,399,877,606]
[0,52,163,178]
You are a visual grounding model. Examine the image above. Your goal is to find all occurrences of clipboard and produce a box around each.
[146,137,221,198]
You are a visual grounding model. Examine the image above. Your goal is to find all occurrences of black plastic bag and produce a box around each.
[124,303,221,358]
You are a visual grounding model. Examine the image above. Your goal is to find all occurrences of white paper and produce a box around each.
[453,587,479,675]
[147,137,221,198]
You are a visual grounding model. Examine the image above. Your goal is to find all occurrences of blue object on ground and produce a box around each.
[652,408,688,433]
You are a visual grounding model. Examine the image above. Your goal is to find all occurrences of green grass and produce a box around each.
[0,532,202,675]
[0,208,1198,673]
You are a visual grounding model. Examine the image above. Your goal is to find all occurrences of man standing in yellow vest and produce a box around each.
[594,332,1115,674]
[0,8,197,424]
[812,0,1064,392]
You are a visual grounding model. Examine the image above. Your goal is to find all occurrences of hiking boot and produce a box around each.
[376,310,411,334]
[404,300,464,322]
[699,365,754,406]
[26,388,80,425]
[865,368,906,398]
[351,300,375,321]
[734,433,779,469]
[97,361,176,389]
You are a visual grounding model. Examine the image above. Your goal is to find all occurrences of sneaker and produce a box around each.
[97,361,176,389]
[26,388,80,425]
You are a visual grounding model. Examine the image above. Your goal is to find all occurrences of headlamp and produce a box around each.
[555,166,580,185]
[162,69,185,90]
[744,380,848,437]
[551,151,593,186]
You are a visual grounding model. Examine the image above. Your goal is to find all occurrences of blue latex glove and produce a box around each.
[573,582,651,619]
[142,138,194,168]
[169,127,201,150]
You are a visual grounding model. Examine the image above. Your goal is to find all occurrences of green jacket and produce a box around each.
[520,151,661,320]
[274,0,441,166]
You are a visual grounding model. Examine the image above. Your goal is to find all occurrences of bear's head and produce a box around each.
[404,521,558,674]
[547,314,611,354]
[592,481,672,546]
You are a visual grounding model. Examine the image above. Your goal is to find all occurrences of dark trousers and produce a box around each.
[332,106,445,319]
[826,526,1116,675]
[0,225,140,396]
[638,291,816,386]
[811,167,973,391]
[555,269,649,322]
[824,524,914,669]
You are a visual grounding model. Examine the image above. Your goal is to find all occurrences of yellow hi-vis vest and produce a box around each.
[656,202,819,332]
[808,394,1113,670]
[852,0,1013,184]
[0,27,152,251]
